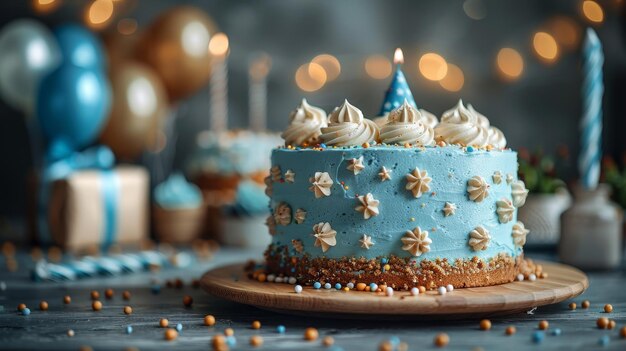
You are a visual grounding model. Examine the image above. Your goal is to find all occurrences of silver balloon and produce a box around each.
[0,19,60,114]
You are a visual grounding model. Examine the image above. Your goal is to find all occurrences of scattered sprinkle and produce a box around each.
[21,307,31,316]
[183,295,193,307]
[620,326,626,338]
[551,328,562,336]
[608,320,616,330]
[252,320,261,329]
[323,336,335,347]
[294,285,303,294]
[159,318,169,328]
[250,335,263,347]
[410,287,419,296]
[446,284,454,292]
[304,327,319,341]
[582,300,590,309]
[204,315,216,326]
[288,277,297,284]
[335,283,342,290]
[598,335,610,347]
[385,287,394,297]
[538,320,549,330]
[347,282,354,289]
[226,335,237,347]
[324,283,332,289]
[126,325,133,334]
[164,329,178,341]
[356,283,366,291]
[597,317,609,329]
[569,302,576,310]
[437,286,447,295]
[105,288,114,299]
[528,273,537,281]
[276,325,286,334]
[466,146,474,152]
[90,291,100,300]
[123,306,133,315]
[434,333,449,347]
[516,274,524,281]
[224,328,234,336]
[39,301,48,311]
[370,283,378,292]
[418,286,426,294]
[313,282,321,289]
[67,329,75,337]
[505,326,516,335]
[532,331,545,343]
[480,319,492,331]
[604,304,613,313]
[176,323,183,332]
[92,301,102,311]
[122,291,131,300]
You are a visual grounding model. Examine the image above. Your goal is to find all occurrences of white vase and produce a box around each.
[517,189,571,246]
[559,184,623,270]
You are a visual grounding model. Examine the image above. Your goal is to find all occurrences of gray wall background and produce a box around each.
[0,0,625,220]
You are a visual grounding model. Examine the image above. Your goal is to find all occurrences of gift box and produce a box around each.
[36,166,149,252]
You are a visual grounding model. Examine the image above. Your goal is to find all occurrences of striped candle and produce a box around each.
[579,28,604,190]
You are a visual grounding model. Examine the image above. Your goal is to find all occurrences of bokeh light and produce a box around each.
[86,0,114,28]
[496,48,524,81]
[418,53,448,81]
[295,62,327,92]
[582,0,604,23]
[364,55,392,80]
[463,0,487,20]
[208,33,229,56]
[31,0,61,14]
[532,32,559,63]
[117,18,137,35]
[546,16,581,51]
[439,64,465,92]
[312,54,341,81]
[250,53,272,80]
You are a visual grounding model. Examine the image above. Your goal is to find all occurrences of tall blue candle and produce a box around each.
[379,48,417,115]
[579,28,604,190]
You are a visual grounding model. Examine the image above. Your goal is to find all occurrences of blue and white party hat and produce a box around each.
[378,48,417,116]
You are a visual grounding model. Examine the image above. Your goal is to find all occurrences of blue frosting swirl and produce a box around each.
[154,173,203,209]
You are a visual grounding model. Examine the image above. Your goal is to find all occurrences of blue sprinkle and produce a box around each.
[126,325,133,334]
[151,285,161,294]
[532,331,545,344]
[176,323,183,332]
[598,335,610,346]
[21,308,31,316]
[334,283,342,290]
[313,282,321,289]
[276,325,286,333]
[389,336,401,346]
[466,146,474,152]
[551,328,561,336]
[226,335,237,346]
[324,283,332,289]
[320,143,327,148]
[381,258,388,264]
[370,283,378,291]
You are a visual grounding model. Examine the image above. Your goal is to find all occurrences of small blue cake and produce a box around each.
[262,99,530,290]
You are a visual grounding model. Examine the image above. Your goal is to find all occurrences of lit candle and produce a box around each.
[208,33,230,133]
[378,48,417,115]
[249,53,271,132]
[579,28,603,190]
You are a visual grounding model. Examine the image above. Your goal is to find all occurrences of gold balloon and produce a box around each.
[136,6,218,102]
[100,62,167,160]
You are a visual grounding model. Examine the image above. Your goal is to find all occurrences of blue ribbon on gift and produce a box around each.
[37,144,119,251]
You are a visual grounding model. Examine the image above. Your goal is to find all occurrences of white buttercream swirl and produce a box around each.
[434,99,490,147]
[380,100,435,146]
[320,100,379,146]
[468,104,507,148]
[281,99,328,146]
[419,109,439,128]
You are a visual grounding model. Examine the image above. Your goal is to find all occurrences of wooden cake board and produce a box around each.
[201,261,588,319]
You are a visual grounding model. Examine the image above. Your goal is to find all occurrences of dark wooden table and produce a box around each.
[0,248,624,351]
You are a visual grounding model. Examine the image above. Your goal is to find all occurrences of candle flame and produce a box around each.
[209,33,230,56]
[393,48,404,65]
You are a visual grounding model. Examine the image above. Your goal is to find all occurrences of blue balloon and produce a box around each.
[54,24,105,69]
[36,64,111,151]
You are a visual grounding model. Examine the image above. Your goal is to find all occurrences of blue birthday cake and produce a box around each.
[261,96,531,290]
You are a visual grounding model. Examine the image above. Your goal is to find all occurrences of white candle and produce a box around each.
[208,33,230,133]
[249,53,271,132]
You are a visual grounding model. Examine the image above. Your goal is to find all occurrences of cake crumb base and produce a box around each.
[254,245,529,290]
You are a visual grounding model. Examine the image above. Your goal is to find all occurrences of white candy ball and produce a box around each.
[528,273,537,282]
[294,285,303,294]
[266,274,276,282]
[516,274,524,281]
[385,287,394,297]
[346,283,354,289]
[288,277,297,284]
[446,284,454,292]
[275,277,284,283]
[410,287,419,296]
[438,286,447,295]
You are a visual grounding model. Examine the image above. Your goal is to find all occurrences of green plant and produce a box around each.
[518,148,566,194]
[602,157,626,209]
